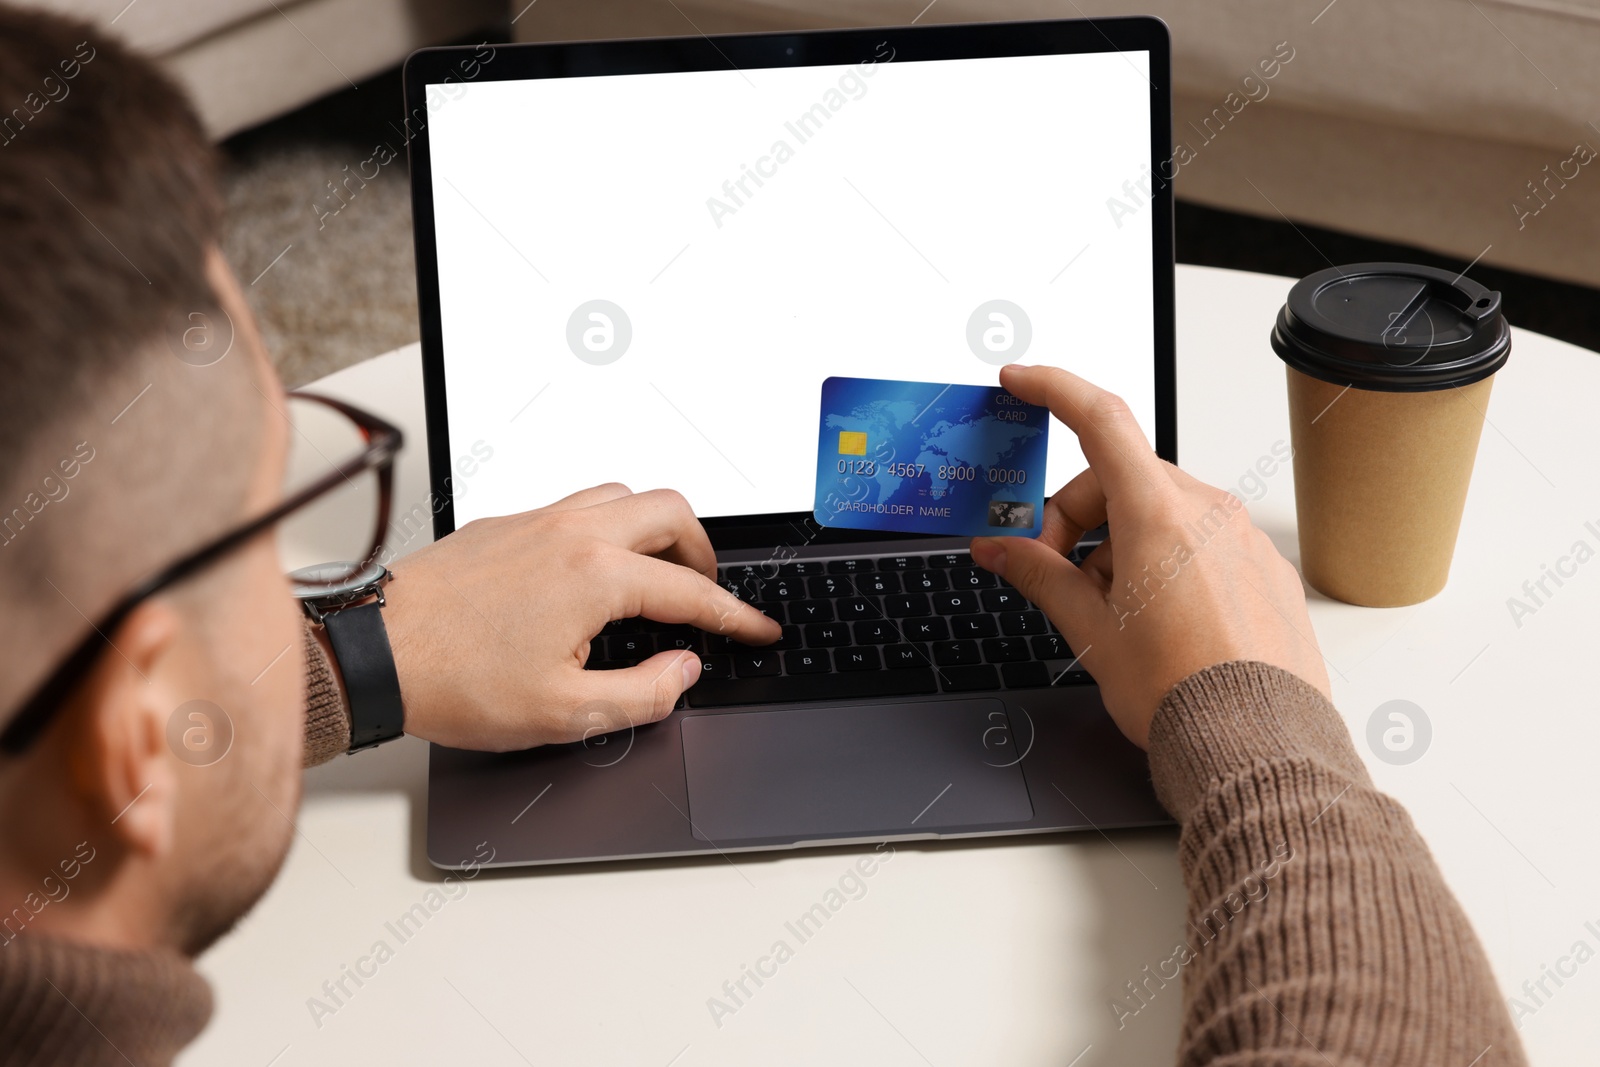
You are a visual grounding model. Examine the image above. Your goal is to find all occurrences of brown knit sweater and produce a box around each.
[0,655,1525,1065]
[301,621,351,768]
[1150,662,1525,1066]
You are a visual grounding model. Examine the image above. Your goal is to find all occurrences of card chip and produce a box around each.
[837,431,867,456]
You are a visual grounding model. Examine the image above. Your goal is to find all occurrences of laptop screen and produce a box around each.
[424,43,1159,528]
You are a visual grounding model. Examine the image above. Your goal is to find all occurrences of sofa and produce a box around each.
[513,0,1600,294]
[30,0,1600,293]
[18,0,503,138]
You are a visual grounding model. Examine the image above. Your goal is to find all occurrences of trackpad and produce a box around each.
[680,699,1033,843]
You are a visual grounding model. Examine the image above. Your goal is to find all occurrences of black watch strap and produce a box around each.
[322,601,405,751]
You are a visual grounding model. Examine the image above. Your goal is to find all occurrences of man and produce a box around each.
[0,8,1524,1066]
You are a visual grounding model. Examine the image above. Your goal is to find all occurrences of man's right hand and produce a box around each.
[378,484,780,752]
[969,364,1332,749]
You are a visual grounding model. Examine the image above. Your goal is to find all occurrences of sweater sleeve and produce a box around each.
[301,620,350,767]
[1146,661,1525,1067]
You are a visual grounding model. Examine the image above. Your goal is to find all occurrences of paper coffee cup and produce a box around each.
[1271,263,1510,607]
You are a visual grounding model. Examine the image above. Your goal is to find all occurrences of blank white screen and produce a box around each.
[428,48,1156,524]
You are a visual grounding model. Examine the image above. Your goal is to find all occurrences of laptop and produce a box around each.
[404,17,1177,869]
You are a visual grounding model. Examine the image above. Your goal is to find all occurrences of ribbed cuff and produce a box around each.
[1147,660,1371,824]
[301,621,350,767]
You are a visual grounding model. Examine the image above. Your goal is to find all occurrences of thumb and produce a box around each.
[971,537,1101,641]
[577,649,699,730]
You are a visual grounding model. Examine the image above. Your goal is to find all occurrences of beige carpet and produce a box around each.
[218,68,424,388]
[221,146,418,387]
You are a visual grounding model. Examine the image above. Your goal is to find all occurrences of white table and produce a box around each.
[189,265,1600,1066]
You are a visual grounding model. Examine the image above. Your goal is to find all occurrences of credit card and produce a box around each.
[813,377,1049,537]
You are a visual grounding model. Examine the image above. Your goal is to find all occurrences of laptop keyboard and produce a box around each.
[589,550,1094,708]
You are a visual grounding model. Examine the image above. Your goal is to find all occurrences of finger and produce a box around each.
[1039,466,1108,556]
[536,482,633,513]
[969,536,1102,642]
[999,364,1171,507]
[575,650,700,729]
[618,553,782,644]
[587,488,718,578]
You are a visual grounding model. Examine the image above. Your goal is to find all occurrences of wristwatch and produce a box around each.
[291,561,405,752]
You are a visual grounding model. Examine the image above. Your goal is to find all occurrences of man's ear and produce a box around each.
[63,598,186,858]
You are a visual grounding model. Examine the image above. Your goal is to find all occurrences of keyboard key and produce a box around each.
[654,627,700,652]
[949,614,999,639]
[724,563,769,584]
[778,561,821,577]
[982,637,1030,663]
[1031,634,1071,660]
[700,655,734,680]
[853,571,901,595]
[836,596,882,621]
[586,660,627,671]
[902,570,949,593]
[734,651,783,677]
[606,634,652,660]
[982,588,1029,613]
[807,575,849,598]
[999,610,1048,636]
[928,552,971,568]
[932,592,982,615]
[879,555,924,570]
[902,617,949,642]
[804,623,851,647]
[932,640,981,666]
[884,593,931,618]
[771,625,803,650]
[827,558,874,574]
[762,578,804,602]
[707,625,784,650]
[948,567,996,590]
[784,649,832,674]
[686,668,938,708]
[836,646,881,671]
[788,600,835,623]
[603,617,643,635]
[1001,661,1050,689]
[853,620,898,644]
[884,643,932,668]
[939,664,1000,691]
[1050,664,1095,686]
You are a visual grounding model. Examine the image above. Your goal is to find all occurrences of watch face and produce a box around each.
[290,559,389,602]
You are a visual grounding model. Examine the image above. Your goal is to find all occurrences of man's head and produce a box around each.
[0,7,307,956]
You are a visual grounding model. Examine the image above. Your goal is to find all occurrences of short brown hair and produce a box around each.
[0,4,221,464]
[0,5,262,721]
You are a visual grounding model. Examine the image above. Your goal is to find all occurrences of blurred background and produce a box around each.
[32,0,1600,384]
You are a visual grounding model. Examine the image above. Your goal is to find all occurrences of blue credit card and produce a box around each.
[813,377,1050,537]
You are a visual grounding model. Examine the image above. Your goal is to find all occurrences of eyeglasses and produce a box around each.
[0,391,402,755]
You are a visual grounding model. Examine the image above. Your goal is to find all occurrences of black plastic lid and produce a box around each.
[1271,262,1510,392]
